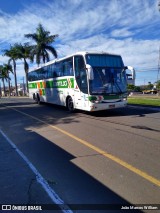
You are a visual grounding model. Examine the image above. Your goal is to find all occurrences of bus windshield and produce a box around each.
[85,54,127,95]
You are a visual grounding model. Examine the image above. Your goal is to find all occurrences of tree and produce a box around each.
[14,43,32,93]
[127,84,135,91]
[3,45,19,96]
[156,80,160,89]
[2,64,13,96]
[0,65,8,96]
[25,23,58,66]
[134,86,141,92]
[147,82,153,90]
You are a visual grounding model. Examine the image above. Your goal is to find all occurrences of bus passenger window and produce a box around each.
[35,71,39,80]
[53,64,58,77]
[62,58,73,76]
[48,64,54,78]
[56,62,62,77]
[43,66,48,79]
[68,60,74,76]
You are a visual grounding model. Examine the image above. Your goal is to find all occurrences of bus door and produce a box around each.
[74,56,88,109]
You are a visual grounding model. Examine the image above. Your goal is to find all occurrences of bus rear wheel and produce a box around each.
[67,96,74,112]
[35,94,41,105]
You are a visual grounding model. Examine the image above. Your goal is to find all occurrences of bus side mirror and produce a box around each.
[122,66,128,72]
[125,66,136,85]
[86,64,94,80]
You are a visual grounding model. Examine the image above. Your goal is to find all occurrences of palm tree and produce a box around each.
[0,65,3,96]
[14,43,32,93]
[3,45,19,96]
[25,23,58,66]
[2,64,13,96]
[0,65,8,96]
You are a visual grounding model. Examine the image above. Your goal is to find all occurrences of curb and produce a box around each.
[127,104,160,111]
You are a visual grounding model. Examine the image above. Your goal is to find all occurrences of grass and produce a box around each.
[128,96,160,107]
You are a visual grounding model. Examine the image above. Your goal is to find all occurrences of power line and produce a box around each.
[135,66,158,69]
[136,70,158,72]
[134,66,158,69]
[134,68,158,72]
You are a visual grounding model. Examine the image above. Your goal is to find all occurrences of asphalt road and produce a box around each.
[0,97,160,213]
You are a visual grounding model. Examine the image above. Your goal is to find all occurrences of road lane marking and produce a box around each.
[4,105,160,187]
[0,129,73,213]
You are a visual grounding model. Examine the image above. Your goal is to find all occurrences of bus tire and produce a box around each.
[35,94,41,105]
[33,93,36,101]
[67,96,74,112]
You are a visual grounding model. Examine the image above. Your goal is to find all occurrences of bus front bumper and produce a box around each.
[89,100,127,111]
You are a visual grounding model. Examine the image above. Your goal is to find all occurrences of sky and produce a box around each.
[0,0,160,86]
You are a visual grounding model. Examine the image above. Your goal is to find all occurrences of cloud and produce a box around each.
[56,34,159,68]
[0,0,159,85]
[0,0,159,44]
[110,29,134,38]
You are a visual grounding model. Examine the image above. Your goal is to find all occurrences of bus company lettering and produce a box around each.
[54,80,68,88]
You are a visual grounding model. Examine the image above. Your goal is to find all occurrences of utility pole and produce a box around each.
[157,47,160,82]
[0,81,1,97]
[157,1,160,95]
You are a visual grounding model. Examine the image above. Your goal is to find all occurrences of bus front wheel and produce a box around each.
[67,96,74,112]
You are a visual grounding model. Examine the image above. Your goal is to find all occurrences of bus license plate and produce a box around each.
[109,104,115,109]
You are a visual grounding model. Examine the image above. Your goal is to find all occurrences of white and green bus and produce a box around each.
[28,51,134,112]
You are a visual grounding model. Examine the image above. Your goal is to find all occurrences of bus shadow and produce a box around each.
[16,128,144,213]
[83,106,160,118]
[0,98,79,126]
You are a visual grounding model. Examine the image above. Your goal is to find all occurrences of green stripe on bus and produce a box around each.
[88,95,120,101]
[36,78,75,89]
[103,95,120,100]
[46,81,53,88]
[28,83,37,89]
[29,78,74,89]
[40,82,43,88]
[42,89,45,95]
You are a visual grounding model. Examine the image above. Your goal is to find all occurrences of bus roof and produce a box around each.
[29,51,122,72]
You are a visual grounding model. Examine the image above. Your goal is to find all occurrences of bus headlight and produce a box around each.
[89,96,103,103]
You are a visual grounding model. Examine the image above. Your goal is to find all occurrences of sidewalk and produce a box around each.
[0,131,64,212]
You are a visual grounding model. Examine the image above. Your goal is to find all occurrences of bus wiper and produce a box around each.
[114,81,123,94]
[111,73,122,94]
[111,73,123,94]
